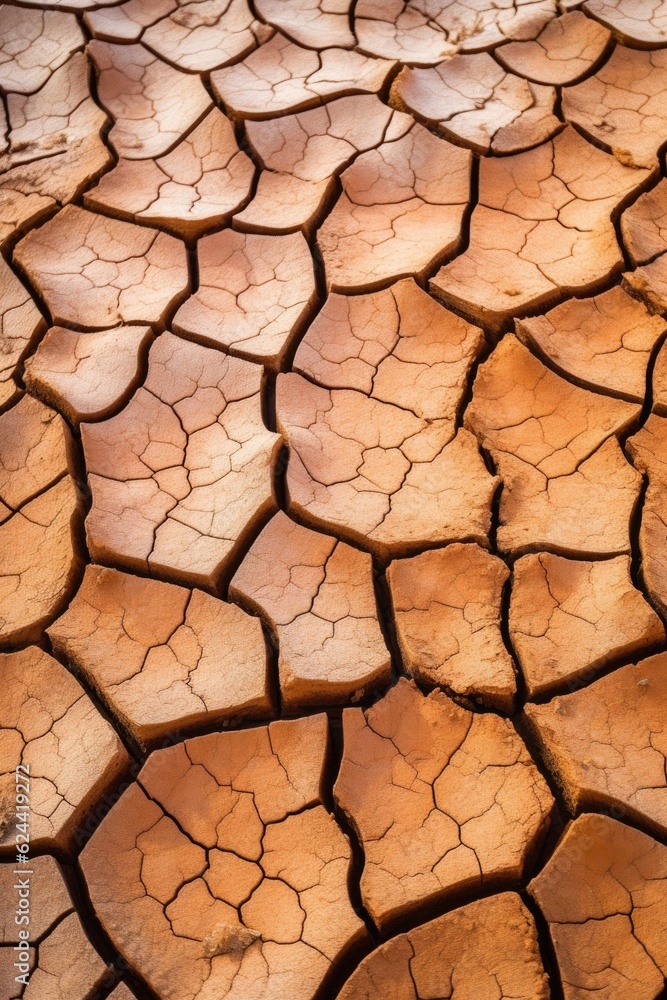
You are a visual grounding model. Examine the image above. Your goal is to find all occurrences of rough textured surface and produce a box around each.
[388,543,516,711]
[211,33,395,117]
[48,564,271,747]
[0,258,43,408]
[0,7,84,94]
[14,206,189,330]
[89,40,212,160]
[627,415,667,617]
[432,127,649,331]
[0,855,108,1000]
[354,0,556,62]
[563,46,667,170]
[0,646,129,852]
[622,179,667,268]
[395,54,559,154]
[255,0,354,48]
[334,678,553,928]
[516,286,667,401]
[238,95,405,232]
[338,892,549,999]
[318,121,471,290]
[278,278,495,554]
[529,814,667,1000]
[81,716,366,1000]
[230,512,389,707]
[173,229,316,365]
[82,333,281,587]
[0,52,111,246]
[526,654,667,833]
[0,395,80,645]
[4,7,667,999]
[497,12,610,85]
[24,325,151,423]
[85,109,255,237]
[511,553,664,696]
[466,334,641,555]
[584,0,667,49]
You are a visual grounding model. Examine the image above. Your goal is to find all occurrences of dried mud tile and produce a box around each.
[1,856,105,998]
[278,387,497,555]
[387,543,516,711]
[24,325,152,424]
[627,414,667,615]
[0,477,80,646]
[80,716,366,1000]
[255,0,354,48]
[48,564,270,748]
[496,11,610,84]
[529,814,667,1000]
[293,277,483,411]
[395,53,559,154]
[622,179,667,267]
[0,395,81,645]
[0,394,69,508]
[465,334,642,555]
[563,46,667,169]
[2,53,102,168]
[432,126,650,331]
[279,279,492,552]
[22,912,108,1000]
[141,0,267,72]
[14,206,189,330]
[85,0,175,42]
[0,52,111,246]
[624,256,667,313]
[230,511,390,708]
[0,259,44,408]
[81,332,281,587]
[354,0,557,62]
[173,229,316,365]
[0,855,72,943]
[516,286,667,401]
[338,892,549,1000]
[210,32,396,118]
[88,40,212,160]
[526,654,667,832]
[0,7,84,94]
[510,553,664,697]
[334,678,553,929]
[277,377,495,561]
[0,646,129,853]
[317,121,471,290]
[652,335,667,415]
[237,94,404,232]
[85,109,255,238]
[583,0,667,46]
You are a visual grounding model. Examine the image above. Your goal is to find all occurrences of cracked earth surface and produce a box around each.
[2,3,667,1000]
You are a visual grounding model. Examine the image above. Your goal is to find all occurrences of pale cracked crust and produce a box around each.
[529,814,667,1000]
[526,654,667,833]
[465,334,642,555]
[81,333,282,587]
[48,564,271,748]
[338,892,549,1000]
[80,715,366,1000]
[387,542,517,711]
[0,647,129,853]
[334,678,554,929]
[230,511,390,707]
